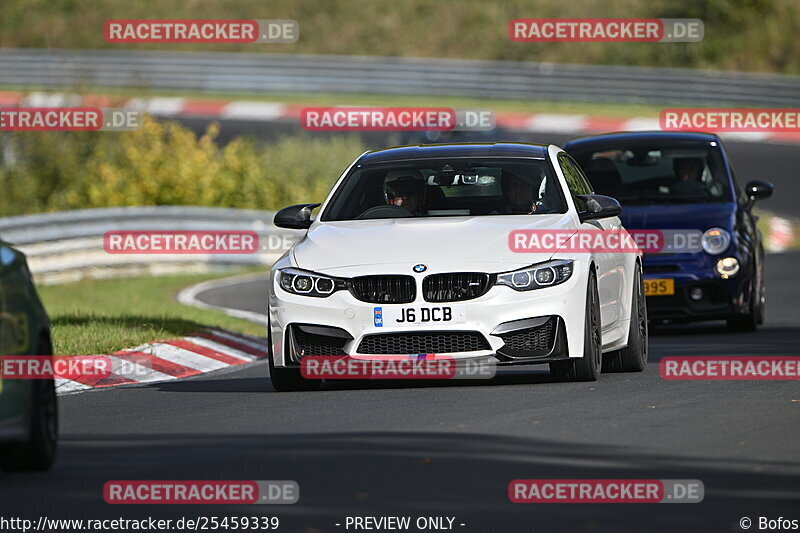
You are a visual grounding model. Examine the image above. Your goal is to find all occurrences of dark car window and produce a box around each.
[568,141,733,204]
[321,158,567,221]
[558,152,593,210]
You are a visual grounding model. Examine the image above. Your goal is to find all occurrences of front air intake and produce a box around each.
[423,272,492,302]
[350,275,416,304]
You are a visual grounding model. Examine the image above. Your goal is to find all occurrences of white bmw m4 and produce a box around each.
[267,142,647,391]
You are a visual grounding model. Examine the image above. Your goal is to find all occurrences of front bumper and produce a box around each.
[268,264,590,367]
[643,252,752,321]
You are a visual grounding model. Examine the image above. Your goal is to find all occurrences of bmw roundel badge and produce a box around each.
[413,264,427,273]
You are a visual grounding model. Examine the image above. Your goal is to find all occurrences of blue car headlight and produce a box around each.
[701,228,731,255]
[496,260,574,291]
[278,268,346,297]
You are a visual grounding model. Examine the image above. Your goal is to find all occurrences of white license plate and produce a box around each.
[374,306,466,327]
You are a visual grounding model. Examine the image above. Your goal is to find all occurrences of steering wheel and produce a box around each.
[356,205,414,219]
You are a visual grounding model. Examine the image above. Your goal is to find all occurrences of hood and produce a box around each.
[620,202,736,232]
[292,214,577,275]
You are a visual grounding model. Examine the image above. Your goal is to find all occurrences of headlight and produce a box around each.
[496,260,573,291]
[278,268,345,297]
[701,228,731,255]
[715,257,740,278]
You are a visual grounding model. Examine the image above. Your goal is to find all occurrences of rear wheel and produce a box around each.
[550,270,601,382]
[0,335,58,472]
[604,265,648,373]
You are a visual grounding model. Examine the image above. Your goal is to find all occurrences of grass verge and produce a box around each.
[37,270,265,356]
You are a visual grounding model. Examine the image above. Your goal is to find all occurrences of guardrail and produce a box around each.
[1,48,799,106]
[0,206,302,284]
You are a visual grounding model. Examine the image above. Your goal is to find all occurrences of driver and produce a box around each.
[670,157,707,196]
[385,175,427,215]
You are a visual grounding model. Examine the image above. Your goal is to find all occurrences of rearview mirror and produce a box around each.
[274,203,321,230]
[576,194,622,223]
[433,164,456,186]
[744,180,773,210]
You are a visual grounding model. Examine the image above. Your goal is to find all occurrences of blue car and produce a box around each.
[565,131,773,331]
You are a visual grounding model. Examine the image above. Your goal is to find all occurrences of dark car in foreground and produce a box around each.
[0,237,57,471]
[565,131,773,331]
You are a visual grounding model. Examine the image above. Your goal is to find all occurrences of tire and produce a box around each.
[727,279,758,332]
[0,335,58,472]
[727,252,765,332]
[550,270,602,382]
[727,301,757,332]
[755,257,766,326]
[604,265,648,373]
[267,325,322,392]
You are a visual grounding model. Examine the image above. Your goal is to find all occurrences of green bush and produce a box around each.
[0,117,366,216]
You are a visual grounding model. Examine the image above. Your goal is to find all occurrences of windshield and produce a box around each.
[569,141,733,204]
[321,158,567,221]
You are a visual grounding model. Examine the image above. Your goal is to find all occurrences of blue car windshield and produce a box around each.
[569,141,733,204]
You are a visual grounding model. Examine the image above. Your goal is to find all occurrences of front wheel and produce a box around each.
[550,270,601,382]
[727,281,758,332]
[755,270,766,325]
[269,360,322,392]
[267,327,322,392]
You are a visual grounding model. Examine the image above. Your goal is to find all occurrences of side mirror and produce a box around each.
[576,194,622,223]
[274,203,321,230]
[744,180,773,210]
